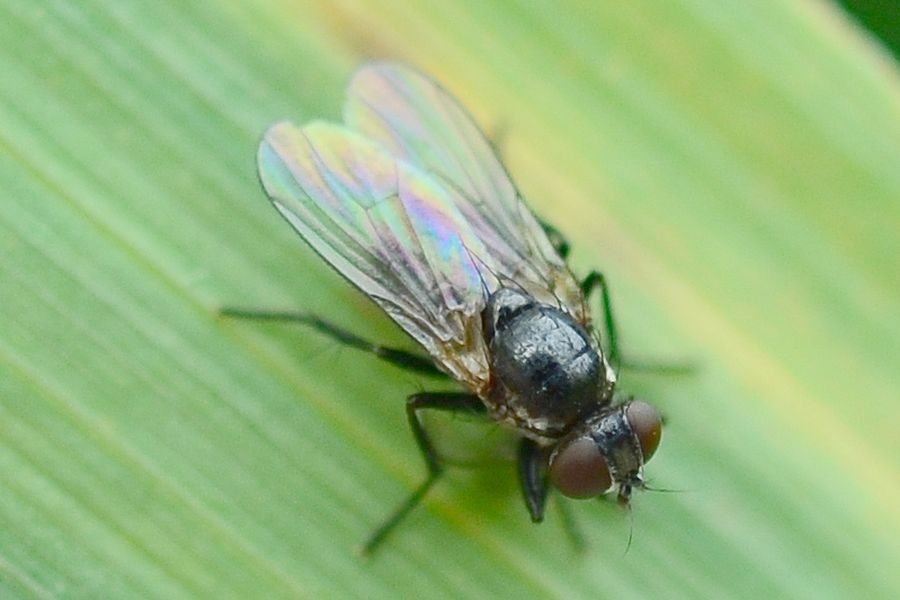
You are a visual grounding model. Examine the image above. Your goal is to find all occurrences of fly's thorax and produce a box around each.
[482,287,611,436]
[548,400,662,503]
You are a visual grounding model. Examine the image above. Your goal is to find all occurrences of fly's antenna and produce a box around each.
[624,502,635,556]
[643,482,688,494]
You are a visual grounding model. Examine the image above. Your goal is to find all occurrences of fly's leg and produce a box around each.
[540,221,686,368]
[540,225,688,370]
[580,271,621,366]
[222,308,478,552]
[219,308,443,377]
[362,392,485,555]
[518,437,549,522]
[580,273,693,375]
[519,438,586,551]
[539,219,571,259]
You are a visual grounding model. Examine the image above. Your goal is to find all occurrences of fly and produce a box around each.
[230,62,663,553]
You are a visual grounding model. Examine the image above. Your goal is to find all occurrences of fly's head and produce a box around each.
[547,400,662,507]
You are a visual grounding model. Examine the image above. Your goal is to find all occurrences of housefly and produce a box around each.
[242,62,662,553]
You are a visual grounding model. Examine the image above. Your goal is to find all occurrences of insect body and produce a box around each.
[253,62,662,552]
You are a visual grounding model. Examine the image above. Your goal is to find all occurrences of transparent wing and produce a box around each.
[344,62,585,319]
[258,120,495,388]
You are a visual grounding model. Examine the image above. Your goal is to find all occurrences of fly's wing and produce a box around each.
[344,62,585,321]
[258,121,495,389]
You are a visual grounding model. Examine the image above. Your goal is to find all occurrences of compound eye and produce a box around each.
[626,401,662,462]
[549,437,612,499]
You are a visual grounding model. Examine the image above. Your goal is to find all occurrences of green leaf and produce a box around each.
[1,1,897,598]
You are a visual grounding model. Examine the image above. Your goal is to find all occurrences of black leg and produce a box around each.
[539,218,571,259]
[580,271,620,366]
[539,223,684,373]
[219,308,444,377]
[579,273,694,375]
[518,437,549,523]
[361,392,485,555]
[519,438,588,551]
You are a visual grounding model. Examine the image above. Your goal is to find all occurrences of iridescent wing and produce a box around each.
[258,63,586,390]
[258,121,495,388]
[344,62,585,319]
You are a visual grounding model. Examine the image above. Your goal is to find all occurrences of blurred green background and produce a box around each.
[839,0,900,58]
[1,1,897,598]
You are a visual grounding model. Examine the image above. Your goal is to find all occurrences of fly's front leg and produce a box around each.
[362,392,485,555]
[518,437,549,522]
[519,438,586,551]
[219,307,443,377]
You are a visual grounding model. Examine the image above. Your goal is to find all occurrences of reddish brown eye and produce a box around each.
[626,401,662,462]
[548,437,612,499]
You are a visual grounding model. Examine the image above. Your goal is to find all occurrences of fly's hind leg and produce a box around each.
[539,218,571,259]
[219,308,444,377]
[362,392,485,555]
[579,271,621,366]
[580,272,693,375]
[539,223,689,371]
